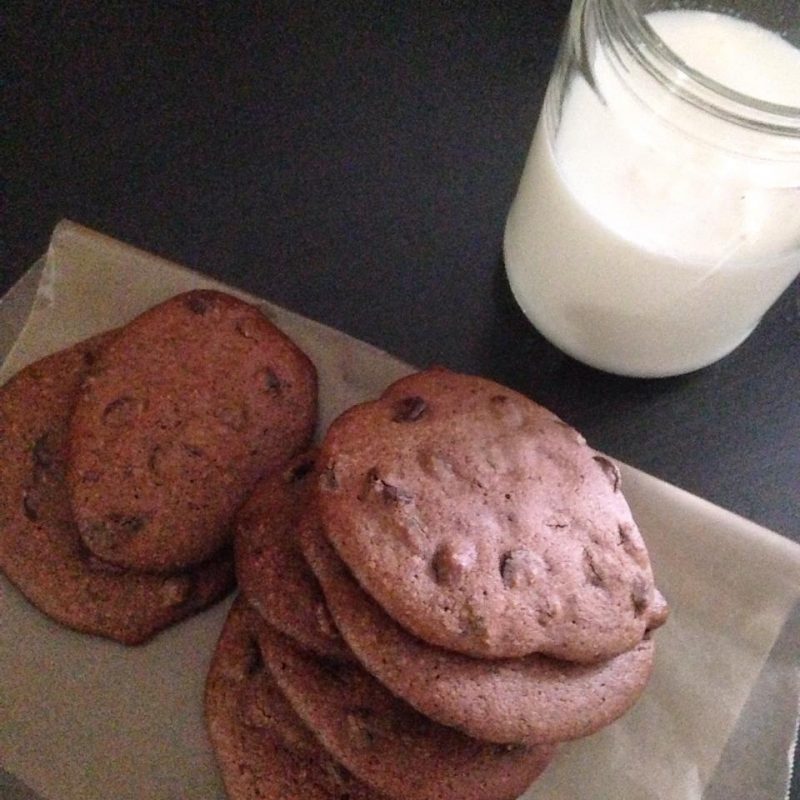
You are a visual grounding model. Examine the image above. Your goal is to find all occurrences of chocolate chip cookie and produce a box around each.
[301,514,657,744]
[68,290,317,572]
[0,336,235,644]
[257,620,555,800]
[317,368,664,662]
[205,597,387,800]
[235,450,351,661]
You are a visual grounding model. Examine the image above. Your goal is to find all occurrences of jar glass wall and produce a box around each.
[504,0,800,377]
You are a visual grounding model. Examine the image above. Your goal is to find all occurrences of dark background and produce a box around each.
[4,1,798,539]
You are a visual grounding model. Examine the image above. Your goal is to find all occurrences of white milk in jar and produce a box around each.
[504,7,800,377]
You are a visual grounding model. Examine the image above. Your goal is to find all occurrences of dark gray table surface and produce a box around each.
[4,3,799,793]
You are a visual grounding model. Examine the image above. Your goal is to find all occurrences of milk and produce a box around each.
[504,10,800,376]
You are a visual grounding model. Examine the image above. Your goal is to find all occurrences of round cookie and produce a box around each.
[234,450,352,661]
[0,336,235,645]
[68,290,317,572]
[317,367,665,661]
[205,597,388,800]
[257,621,555,800]
[301,514,658,744]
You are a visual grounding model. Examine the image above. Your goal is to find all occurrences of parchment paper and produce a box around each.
[1,221,798,800]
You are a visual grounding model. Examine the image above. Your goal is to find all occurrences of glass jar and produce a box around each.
[503,0,800,377]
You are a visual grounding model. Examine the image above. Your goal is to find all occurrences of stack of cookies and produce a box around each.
[0,290,317,644]
[208,368,668,800]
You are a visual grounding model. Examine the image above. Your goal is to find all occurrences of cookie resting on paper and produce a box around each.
[67,290,317,572]
[257,620,555,800]
[234,449,352,661]
[205,598,389,800]
[301,513,658,744]
[0,335,234,644]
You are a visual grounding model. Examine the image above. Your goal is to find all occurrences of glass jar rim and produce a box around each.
[602,0,800,137]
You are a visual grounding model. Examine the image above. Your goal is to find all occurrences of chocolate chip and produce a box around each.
[460,603,489,637]
[314,601,339,639]
[631,576,650,615]
[214,403,248,431]
[263,368,282,394]
[287,458,315,483]
[380,481,412,503]
[536,595,562,627]
[244,636,265,676]
[147,445,164,475]
[593,455,621,491]
[646,589,669,630]
[617,522,647,565]
[488,393,525,426]
[81,523,112,551]
[185,293,212,314]
[32,433,55,470]
[182,443,205,458]
[499,552,515,586]
[536,607,553,626]
[320,463,339,491]
[583,548,605,587]
[500,548,542,589]
[433,541,477,585]
[158,576,192,608]
[82,514,146,551]
[22,491,39,521]
[417,449,456,478]
[617,523,630,546]
[345,709,377,748]
[392,396,427,422]
[235,318,262,340]
[108,513,146,535]
[360,468,381,499]
[360,468,412,504]
[102,396,140,427]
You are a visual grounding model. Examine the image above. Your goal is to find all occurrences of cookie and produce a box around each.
[0,336,235,645]
[205,597,388,800]
[68,290,317,571]
[257,621,555,800]
[317,367,666,661]
[235,450,352,661]
[301,514,657,744]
